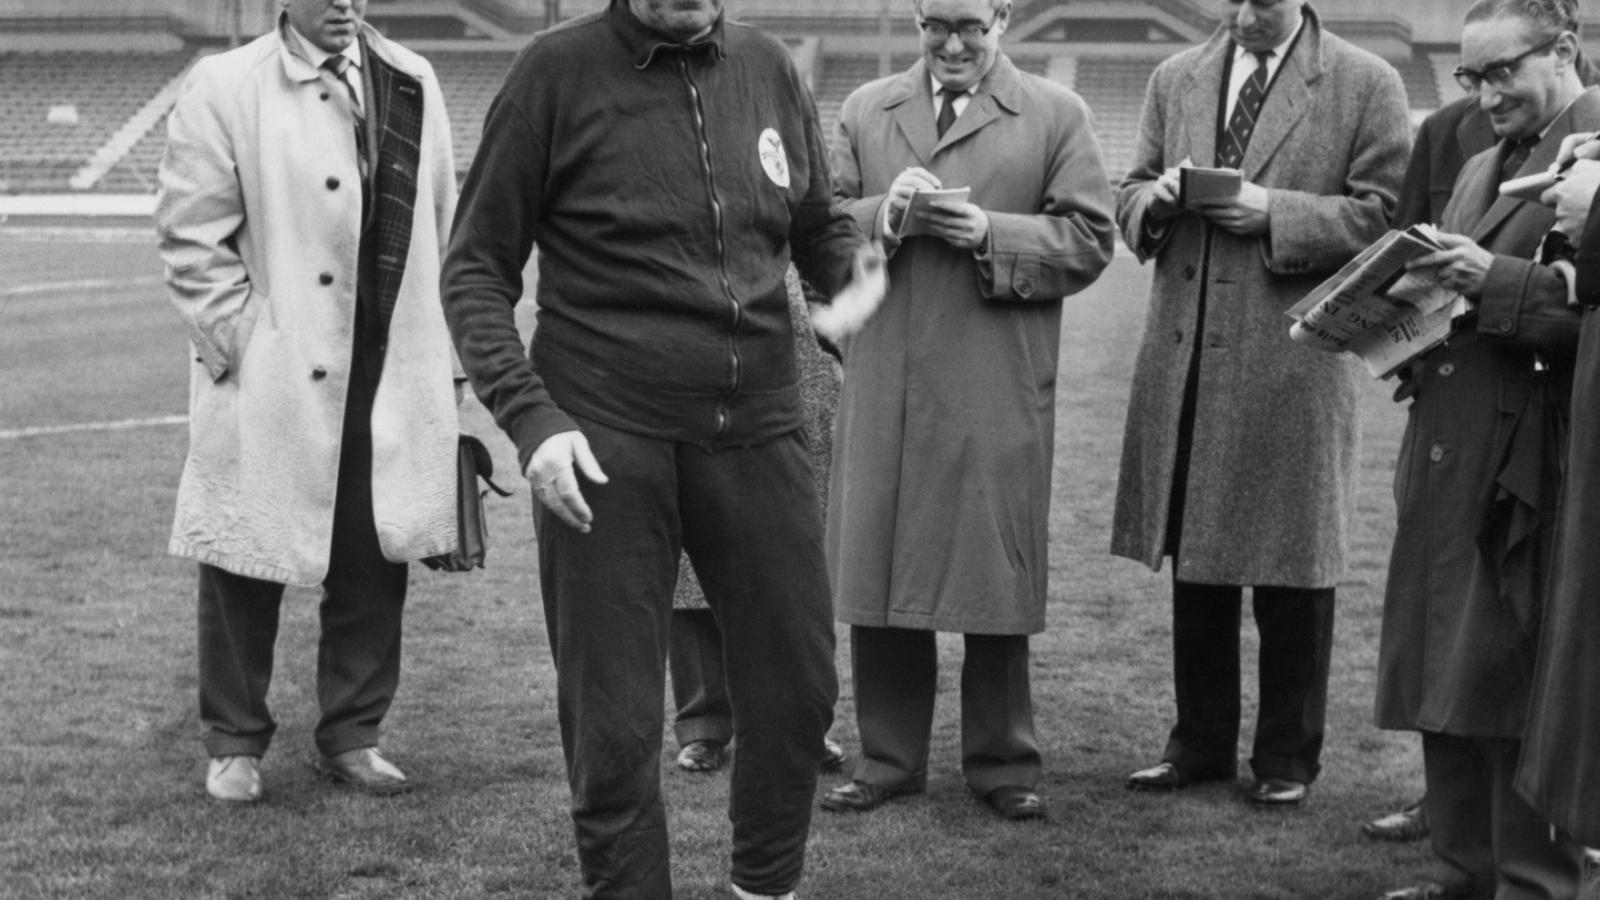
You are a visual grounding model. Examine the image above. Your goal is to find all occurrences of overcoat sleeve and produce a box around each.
[1262,62,1409,275]
[830,87,892,245]
[1114,61,1177,263]
[977,91,1115,302]
[155,59,250,384]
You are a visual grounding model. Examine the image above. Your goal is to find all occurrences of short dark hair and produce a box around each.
[1464,0,1580,36]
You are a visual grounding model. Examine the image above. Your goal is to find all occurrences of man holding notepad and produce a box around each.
[1111,0,1409,806]
[820,0,1114,822]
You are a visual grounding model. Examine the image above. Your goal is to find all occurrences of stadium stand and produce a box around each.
[428,50,519,176]
[0,51,191,193]
[0,2,1480,197]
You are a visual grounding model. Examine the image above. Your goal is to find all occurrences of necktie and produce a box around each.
[935,87,959,139]
[1217,51,1272,168]
[1500,136,1539,185]
[322,55,369,182]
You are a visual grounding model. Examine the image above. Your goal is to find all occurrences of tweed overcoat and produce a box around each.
[1517,141,1600,846]
[826,54,1115,634]
[1109,8,1410,588]
[156,23,459,587]
[1373,90,1597,738]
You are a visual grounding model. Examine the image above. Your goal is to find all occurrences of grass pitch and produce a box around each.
[0,233,1429,899]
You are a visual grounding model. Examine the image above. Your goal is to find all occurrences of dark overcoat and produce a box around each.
[1110,8,1411,587]
[1516,129,1600,844]
[826,53,1115,634]
[1373,90,1598,737]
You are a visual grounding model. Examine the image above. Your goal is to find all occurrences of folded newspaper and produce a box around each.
[1285,223,1471,378]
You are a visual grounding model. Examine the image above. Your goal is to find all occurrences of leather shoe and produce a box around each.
[820,738,846,773]
[676,739,729,773]
[1362,799,1429,842]
[983,785,1046,821]
[316,747,411,796]
[1125,761,1230,792]
[820,779,911,813]
[1245,776,1308,806]
[206,754,262,803]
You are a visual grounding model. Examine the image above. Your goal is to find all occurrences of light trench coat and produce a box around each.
[1110,8,1411,588]
[155,24,459,587]
[827,54,1115,634]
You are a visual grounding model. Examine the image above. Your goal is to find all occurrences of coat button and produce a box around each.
[326,176,340,190]
[320,91,330,101]
[1438,362,1454,377]
[311,367,327,380]
[319,272,334,285]
[1183,264,1197,280]
[1172,328,1184,343]
[1429,443,1445,463]
[1498,317,1515,333]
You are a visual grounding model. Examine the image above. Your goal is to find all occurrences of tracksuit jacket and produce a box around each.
[442,0,863,465]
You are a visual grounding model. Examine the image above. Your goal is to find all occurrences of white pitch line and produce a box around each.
[0,414,188,440]
[0,276,163,299]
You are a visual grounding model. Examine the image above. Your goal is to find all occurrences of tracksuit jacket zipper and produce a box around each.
[678,55,741,438]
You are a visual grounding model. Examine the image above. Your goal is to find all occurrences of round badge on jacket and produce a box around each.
[758,128,790,189]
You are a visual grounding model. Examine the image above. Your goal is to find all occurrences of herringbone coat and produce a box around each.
[1110,7,1410,588]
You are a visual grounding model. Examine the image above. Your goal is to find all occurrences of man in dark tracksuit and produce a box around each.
[440,0,876,897]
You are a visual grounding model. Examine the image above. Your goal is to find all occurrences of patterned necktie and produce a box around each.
[935,87,959,138]
[1217,51,1272,168]
[322,55,369,182]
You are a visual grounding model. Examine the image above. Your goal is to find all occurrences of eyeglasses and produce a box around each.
[1453,32,1562,93]
[917,14,1000,43]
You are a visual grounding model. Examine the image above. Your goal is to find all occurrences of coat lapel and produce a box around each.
[1240,11,1326,179]
[1181,33,1230,169]
[888,61,938,165]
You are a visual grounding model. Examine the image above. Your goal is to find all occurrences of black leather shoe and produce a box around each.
[1362,799,1429,842]
[1245,776,1308,806]
[1125,761,1231,792]
[983,785,1046,821]
[820,738,846,773]
[820,780,910,813]
[675,739,728,773]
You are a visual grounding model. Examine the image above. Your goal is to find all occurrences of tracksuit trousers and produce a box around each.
[535,414,837,899]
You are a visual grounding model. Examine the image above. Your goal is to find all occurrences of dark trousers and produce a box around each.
[536,416,837,899]
[196,357,407,759]
[1423,732,1581,900]
[669,608,734,747]
[849,625,1040,796]
[1162,578,1335,783]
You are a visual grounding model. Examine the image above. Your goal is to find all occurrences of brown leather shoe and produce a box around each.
[676,739,728,773]
[983,785,1046,821]
[315,747,411,796]
[820,779,912,813]
[1245,776,1308,806]
[1362,799,1429,842]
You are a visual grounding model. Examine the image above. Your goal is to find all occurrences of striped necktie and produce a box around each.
[1217,51,1272,168]
[322,55,369,182]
